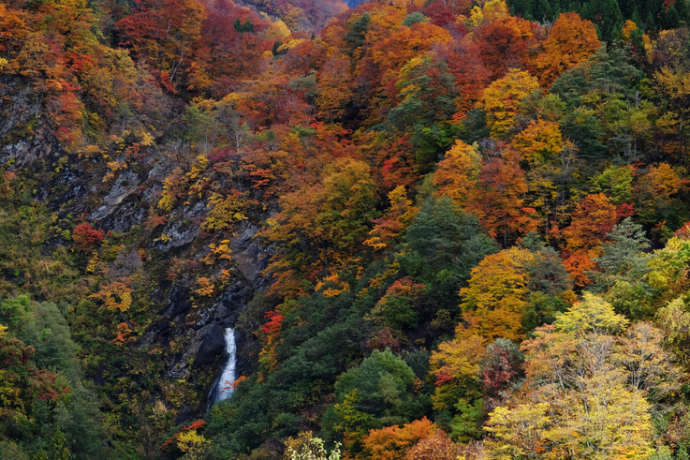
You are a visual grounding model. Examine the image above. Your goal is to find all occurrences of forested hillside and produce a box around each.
[0,0,689,458]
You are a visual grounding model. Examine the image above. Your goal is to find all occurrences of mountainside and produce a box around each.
[0,0,690,458]
[238,0,347,32]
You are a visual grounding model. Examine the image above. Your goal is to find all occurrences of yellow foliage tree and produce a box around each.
[364,185,418,250]
[484,403,551,459]
[176,429,209,460]
[511,119,572,225]
[478,69,540,138]
[284,431,341,460]
[511,119,563,167]
[202,191,248,232]
[429,325,485,411]
[485,293,662,459]
[432,140,481,208]
[467,0,509,27]
[158,168,183,212]
[194,276,215,297]
[90,280,133,312]
[459,247,535,341]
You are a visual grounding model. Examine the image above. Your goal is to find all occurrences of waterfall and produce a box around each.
[215,328,237,402]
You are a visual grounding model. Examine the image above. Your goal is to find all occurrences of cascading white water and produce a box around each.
[215,328,237,402]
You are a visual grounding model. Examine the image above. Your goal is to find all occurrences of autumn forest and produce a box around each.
[1,0,690,458]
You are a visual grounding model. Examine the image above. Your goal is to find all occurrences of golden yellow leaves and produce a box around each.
[465,0,509,28]
[364,186,418,251]
[193,240,234,301]
[193,276,215,297]
[432,140,481,208]
[194,270,231,298]
[202,191,248,232]
[157,155,210,212]
[157,172,181,212]
[430,327,485,386]
[176,429,209,456]
[484,403,551,459]
[103,160,127,183]
[483,294,667,459]
[478,69,540,138]
[315,272,350,298]
[201,240,232,266]
[460,247,534,341]
[90,280,133,312]
[655,66,690,100]
[553,292,628,334]
[511,119,564,166]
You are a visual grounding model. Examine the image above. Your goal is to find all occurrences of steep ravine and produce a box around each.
[1,74,275,423]
[137,221,273,421]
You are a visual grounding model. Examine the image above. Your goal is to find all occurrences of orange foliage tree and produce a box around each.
[558,193,618,286]
[528,12,601,87]
[466,153,538,244]
[362,418,436,460]
[404,429,463,460]
[441,39,490,114]
[72,222,105,251]
[476,16,535,80]
[116,0,206,89]
[264,158,379,294]
[356,16,453,124]
[635,163,686,225]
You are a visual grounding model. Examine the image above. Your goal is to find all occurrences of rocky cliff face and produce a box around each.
[0,74,274,422]
[143,221,272,412]
[0,76,61,167]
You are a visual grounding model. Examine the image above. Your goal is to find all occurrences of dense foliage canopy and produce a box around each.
[0,0,690,458]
